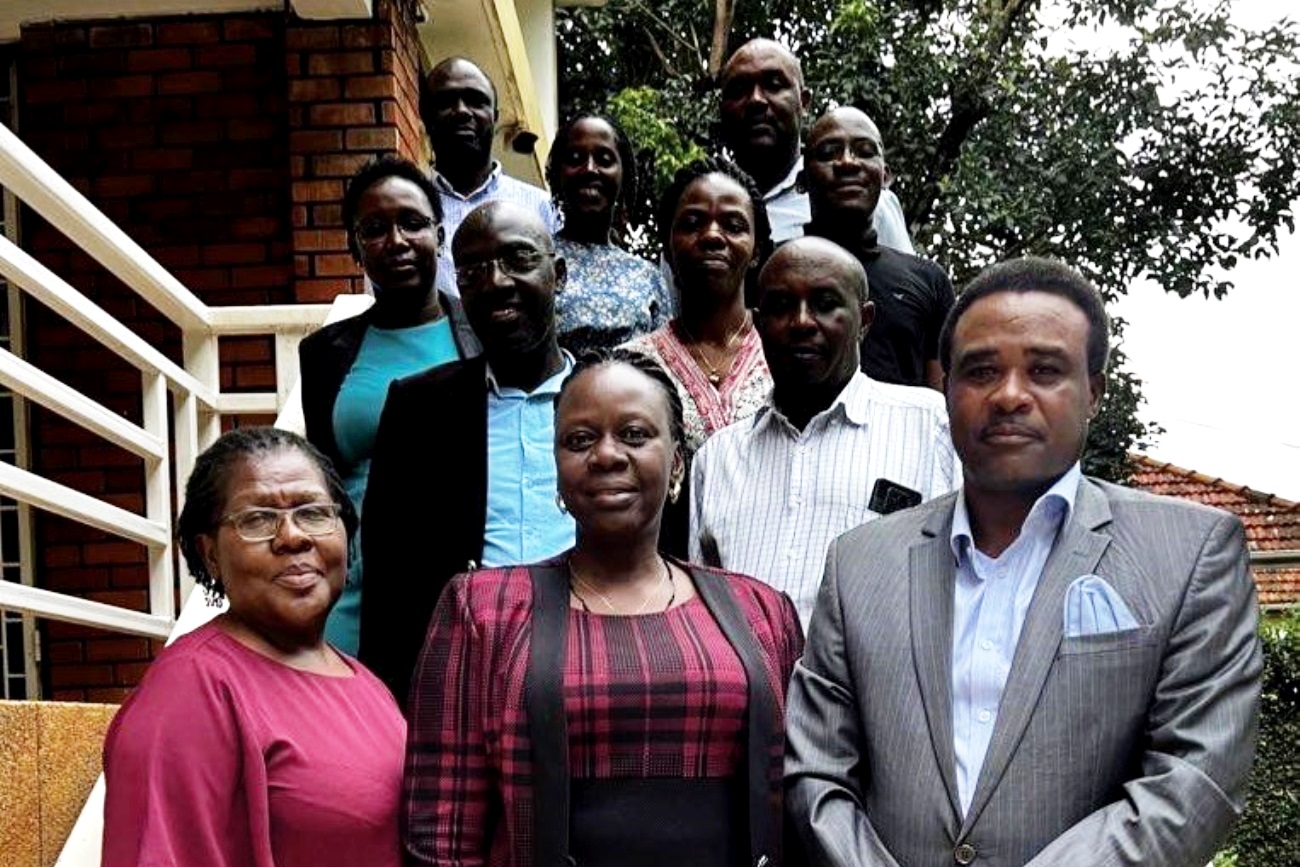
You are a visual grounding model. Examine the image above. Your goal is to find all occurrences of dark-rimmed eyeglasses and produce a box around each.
[219,503,343,542]
[455,247,555,287]
[354,214,438,245]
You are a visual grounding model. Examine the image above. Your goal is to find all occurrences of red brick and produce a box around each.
[292,179,343,202]
[229,217,282,240]
[291,205,309,228]
[90,75,154,100]
[88,23,154,50]
[86,590,148,610]
[50,567,111,590]
[92,175,156,197]
[60,52,127,76]
[345,126,398,150]
[51,690,88,702]
[307,51,375,76]
[87,687,132,703]
[195,43,258,67]
[42,545,82,568]
[290,129,344,152]
[289,154,307,176]
[23,79,87,103]
[341,24,393,50]
[161,120,223,145]
[157,21,222,45]
[47,642,85,664]
[158,70,223,95]
[343,76,395,100]
[21,24,88,51]
[294,229,350,252]
[149,242,201,264]
[203,243,268,265]
[380,100,400,124]
[108,567,145,590]
[286,27,340,51]
[96,126,155,149]
[313,253,359,277]
[311,204,344,226]
[126,47,192,72]
[226,117,279,141]
[288,78,341,103]
[50,664,115,688]
[114,662,154,684]
[195,93,260,118]
[227,168,278,190]
[174,269,231,292]
[87,638,152,662]
[312,153,370,178]
[224,17,277,41]
[308,103,375,127]
[296,278,357,302]
[84,542,146,567]
[221,338,274,363]
[132,148,194,171]
[63,101,126,125]
[233,366,277,389]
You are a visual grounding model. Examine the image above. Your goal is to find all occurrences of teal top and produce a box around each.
[325,317,459,654]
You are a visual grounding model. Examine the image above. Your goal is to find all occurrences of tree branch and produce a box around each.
[708,0,738,76]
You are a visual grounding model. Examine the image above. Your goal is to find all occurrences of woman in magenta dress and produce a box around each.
[102,427,406,867]
[402,349,803,867]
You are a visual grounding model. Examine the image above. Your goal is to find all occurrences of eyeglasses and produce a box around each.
[807,138,883,164]
[354,214,438,244]
[219,503,343,542]
[455,247,555,287]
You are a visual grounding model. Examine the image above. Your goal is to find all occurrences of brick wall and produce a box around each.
[15,0,426,700]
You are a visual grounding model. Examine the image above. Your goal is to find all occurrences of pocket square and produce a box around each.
[1064,575,1139,637]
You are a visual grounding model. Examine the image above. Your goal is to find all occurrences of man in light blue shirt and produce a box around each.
[787,257,1261,867]
[359,201,573,704]
[421,57,556,296]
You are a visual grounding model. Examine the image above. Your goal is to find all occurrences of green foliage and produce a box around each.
[557,1,1300,481]
[1222,607,1300,866]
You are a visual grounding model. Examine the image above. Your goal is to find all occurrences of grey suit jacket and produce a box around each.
[785,477,1262,867]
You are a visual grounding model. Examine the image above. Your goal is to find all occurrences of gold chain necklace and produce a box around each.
[678,313,751,386]
[569,557,675,615]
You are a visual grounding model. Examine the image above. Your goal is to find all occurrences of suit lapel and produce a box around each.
[960,479,1113,833]
[910,499,963,821]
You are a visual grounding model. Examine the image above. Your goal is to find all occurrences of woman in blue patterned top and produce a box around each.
[547,115,671,354]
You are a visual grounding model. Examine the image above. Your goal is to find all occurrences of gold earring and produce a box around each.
[555,492,569,514]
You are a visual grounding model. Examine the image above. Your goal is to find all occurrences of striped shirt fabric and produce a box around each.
[690,371,959,627]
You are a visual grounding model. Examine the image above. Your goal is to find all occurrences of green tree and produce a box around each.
[557,0,1300,481]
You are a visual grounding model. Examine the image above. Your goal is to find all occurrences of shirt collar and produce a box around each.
[762,155,803,202]
[485,350,574,397]
[758,371,870,435]
[433,161,503,201]
[949,462,1082,562]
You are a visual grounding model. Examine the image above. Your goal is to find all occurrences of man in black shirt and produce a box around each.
[802,106,954,390]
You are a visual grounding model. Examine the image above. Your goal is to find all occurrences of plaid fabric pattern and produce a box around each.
[403,562,803,867]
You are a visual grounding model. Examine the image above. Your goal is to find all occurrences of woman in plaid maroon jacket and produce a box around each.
[402,349,804,867]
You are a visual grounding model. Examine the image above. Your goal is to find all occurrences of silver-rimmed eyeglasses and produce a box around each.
[219,503,343,542]
[354,214,437,245]
[455,247,556,288]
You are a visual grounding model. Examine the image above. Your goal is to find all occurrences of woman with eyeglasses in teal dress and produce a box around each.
[298,156,480,655]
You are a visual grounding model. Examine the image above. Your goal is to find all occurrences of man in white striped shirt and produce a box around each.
[690,237,958,626]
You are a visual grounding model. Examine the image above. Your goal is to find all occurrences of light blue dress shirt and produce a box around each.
[433,162,558,297]
[480,354,575,567]
[949,462,1082,815]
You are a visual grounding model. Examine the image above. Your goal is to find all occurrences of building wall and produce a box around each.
[13,0,424,700]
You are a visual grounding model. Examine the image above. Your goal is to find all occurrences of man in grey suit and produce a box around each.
[785,257,1262,867]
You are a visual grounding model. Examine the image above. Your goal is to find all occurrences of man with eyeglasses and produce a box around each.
[717,39,912,251]
[802,107,955,391]
[422,57,556,297]
[358,201,573,707]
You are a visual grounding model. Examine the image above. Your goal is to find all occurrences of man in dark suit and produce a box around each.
[359,201,573,706]
[786,256,1262,866]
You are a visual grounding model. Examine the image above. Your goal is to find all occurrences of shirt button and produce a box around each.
[980,639,994,651]
[954,842,977,864]
[977,710,992,723]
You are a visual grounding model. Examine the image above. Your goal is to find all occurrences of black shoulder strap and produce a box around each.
[690,566,779,866]
[527,563,573,867]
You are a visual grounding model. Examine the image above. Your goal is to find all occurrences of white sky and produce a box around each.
[1105,0,1300,500]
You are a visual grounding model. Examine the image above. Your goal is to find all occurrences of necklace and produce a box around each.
[569,557,675,615]
[678,314,751,386]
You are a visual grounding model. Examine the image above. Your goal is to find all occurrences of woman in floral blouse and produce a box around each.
[546,115,671,355]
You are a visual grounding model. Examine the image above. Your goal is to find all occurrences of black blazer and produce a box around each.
[297,293,481,477]
[358,356,491,706]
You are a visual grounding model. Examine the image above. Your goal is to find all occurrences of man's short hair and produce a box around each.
[939,257,1110,376]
